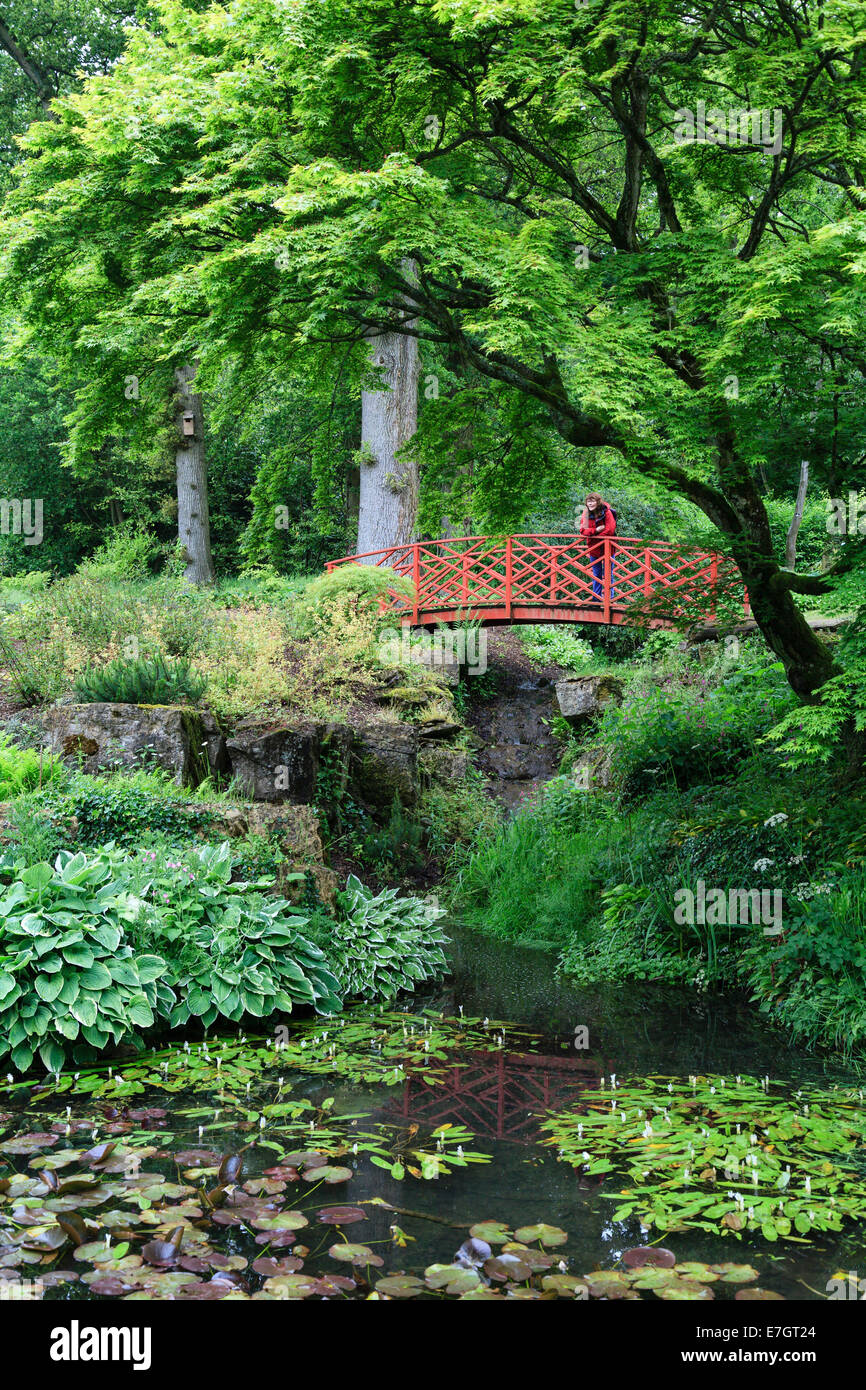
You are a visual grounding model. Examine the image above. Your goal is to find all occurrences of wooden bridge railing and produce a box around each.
[326,534,749,628]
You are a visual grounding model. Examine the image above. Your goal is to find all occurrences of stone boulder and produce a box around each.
[41,704,208,786]
[568,747,614,791]
[419,745,471,789]
[224,720,352,804]
[197,800,338,908]
[225,719,321,803]
[554,675,624,726]
[350,719,418,809]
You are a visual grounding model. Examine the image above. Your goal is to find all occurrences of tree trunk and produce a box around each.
[784,460,809,570]
[357,331,419,557]
[174,363,215,586]
[713,443,834,701]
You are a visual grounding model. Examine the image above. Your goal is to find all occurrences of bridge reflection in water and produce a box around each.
[384,1049,611,1144]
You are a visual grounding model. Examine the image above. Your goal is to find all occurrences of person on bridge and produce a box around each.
[579,493,617,602]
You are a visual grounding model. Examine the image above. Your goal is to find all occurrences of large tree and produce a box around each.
[3,0,866,700]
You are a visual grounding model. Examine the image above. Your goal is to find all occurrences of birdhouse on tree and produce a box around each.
[182,411,196,437]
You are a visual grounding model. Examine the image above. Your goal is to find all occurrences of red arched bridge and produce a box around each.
[326,534,749,628]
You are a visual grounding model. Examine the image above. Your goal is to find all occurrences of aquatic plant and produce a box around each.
[540,1073,866,1241]
[1,1010,534,1100]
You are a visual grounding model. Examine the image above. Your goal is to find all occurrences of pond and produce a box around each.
[1,924,862,1302]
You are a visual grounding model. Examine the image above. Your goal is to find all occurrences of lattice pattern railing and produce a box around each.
[326,535,748,627]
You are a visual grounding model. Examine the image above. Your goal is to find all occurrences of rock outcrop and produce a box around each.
[554,674,624,726]
[41,703,210,786]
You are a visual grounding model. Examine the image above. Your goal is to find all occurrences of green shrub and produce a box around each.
[79,525,159,582]
[16,571,144,652]
[73,653,206,705]
[739,866,866,1056]
[516,624,594,671]
[596,661,795,799]
[59,772,212,847]
[0,628,67,704]
[309,875,449,1001]
[0,853,171,1073]
[291,563,415,635]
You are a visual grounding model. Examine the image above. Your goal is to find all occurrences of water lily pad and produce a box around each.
[317,1206,367,1226]
[252,1256,305,1277]
[175,1280,236,1299]
[253,1230,297,1248]
[735,1287,786,1300]
[314,1273,356,1295]
[424,1263,481,1294]
[328,1243,383,1267]
[501,1242,556,1272]
[0,1133,58,1154]
[485,1253,532,1282]
[263,1273,322,1299]
[542,1274,588,1297]
[173,1149,221,1166]
[513,1223,567,1247]
[468,1220,511,1244]
[656,1280,715,1301]
[674,1262,720,1283]
[301,1165,353,1184]
[710,1263,759,1283]
[375,1275,424,1298]
[251,1211,309,1232]
[623,1246,676,1268]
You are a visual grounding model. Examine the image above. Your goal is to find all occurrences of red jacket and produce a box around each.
[579,502,617,559]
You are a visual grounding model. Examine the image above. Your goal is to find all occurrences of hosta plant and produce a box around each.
[0,853,170,1073]
[321,875,449,1002]
[138,842,344,1026]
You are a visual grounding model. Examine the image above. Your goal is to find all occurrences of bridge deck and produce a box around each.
[327,534,749,628]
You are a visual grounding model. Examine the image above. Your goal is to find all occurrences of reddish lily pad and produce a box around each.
[0,1133,58,1154]
[316,1206,367,1226]
[252,1256,305,1277]
[623,1246,676,1268]
[735,1288,786,1300]
[485,1253,532,1282]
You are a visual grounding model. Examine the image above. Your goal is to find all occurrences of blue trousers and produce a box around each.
[591,557,615,599]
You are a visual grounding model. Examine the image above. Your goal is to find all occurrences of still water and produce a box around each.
[2,925,862,1300]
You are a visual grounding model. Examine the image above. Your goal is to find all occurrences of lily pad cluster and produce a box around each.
[540,1073,866,1240]
[2,1009,535,1102]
